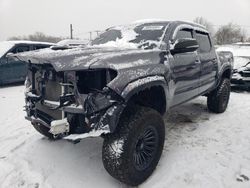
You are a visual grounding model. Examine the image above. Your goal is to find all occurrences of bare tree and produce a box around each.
[8,32,65,43]
[193,17,215,36]
[214,23,246,45]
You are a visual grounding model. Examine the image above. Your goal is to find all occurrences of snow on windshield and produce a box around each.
[0,41,14,58]
[91,22,168,49]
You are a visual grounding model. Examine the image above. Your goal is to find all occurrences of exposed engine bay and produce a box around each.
[24,63,125,140]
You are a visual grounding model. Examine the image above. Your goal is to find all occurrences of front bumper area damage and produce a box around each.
[24,64,125,141]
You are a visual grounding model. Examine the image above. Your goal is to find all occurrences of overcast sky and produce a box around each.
[0,0,250,41]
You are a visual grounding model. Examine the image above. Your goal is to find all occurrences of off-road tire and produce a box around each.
[33,123,56,140]
[207,78,231,113]
[102,106,165,186]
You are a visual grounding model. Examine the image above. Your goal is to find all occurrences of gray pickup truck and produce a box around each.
[15,21,233,186]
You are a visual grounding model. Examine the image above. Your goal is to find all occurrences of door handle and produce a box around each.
[195,60,201,64]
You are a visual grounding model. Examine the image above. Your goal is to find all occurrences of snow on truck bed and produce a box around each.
[0,85,250,188]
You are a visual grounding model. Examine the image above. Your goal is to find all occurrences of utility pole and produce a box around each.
[70,24,73,39]
[89,31,92,41]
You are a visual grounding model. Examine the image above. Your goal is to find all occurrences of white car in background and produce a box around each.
[0,40,53,85]
[217,45,250,89]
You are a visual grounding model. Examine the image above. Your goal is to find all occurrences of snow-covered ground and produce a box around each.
[0,85,250,188]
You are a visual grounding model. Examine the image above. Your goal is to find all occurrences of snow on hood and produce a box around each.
[13,46,158,72]
[0,41,15,58]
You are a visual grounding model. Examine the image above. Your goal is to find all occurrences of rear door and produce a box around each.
[194,31,217,93]
[170,28,201,106]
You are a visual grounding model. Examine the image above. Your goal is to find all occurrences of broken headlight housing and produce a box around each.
[76,69,117,94]
[24,76,32,94]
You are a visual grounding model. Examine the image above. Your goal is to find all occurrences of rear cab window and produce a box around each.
[195,31,212,53]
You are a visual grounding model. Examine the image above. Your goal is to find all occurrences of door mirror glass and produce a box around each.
[171,38,199,54]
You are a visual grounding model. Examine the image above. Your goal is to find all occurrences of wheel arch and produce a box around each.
[121,76,168,115]
[217,66,232,86]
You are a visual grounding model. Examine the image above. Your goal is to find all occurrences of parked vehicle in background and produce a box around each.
[0,41,54,85]
[217,46,250,89]
[233,42,250,47]
[15,21,232,186]
[56,39,89,47]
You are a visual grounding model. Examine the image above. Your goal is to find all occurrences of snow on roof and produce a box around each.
[181,20,206,29]
[233,42,250,47]
[0,40,54,58]
[7,40,55,45]
[217,45,250,57]
[57,39,89,46]
[133,19,168,24]
[133,19,206,28]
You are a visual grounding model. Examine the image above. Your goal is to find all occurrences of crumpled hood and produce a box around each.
[14,46,161,72]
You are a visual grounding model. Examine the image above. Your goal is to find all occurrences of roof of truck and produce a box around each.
[133,19,206,28]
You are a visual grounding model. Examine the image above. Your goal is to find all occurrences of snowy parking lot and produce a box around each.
[0,85,250,188]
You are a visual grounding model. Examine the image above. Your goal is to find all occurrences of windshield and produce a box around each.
[0,41,14,58]
[91,22,169,49]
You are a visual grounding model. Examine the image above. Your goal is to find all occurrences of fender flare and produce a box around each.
[216,65,232,87]
[121,75,168,102]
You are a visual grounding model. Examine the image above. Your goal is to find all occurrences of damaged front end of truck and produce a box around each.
[24,63,126,141]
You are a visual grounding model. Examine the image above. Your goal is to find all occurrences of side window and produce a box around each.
[175,29,193,40]
[195,32,211,53]
[7,45,29,63]
[12,46,30,54]
[34,45,49,50]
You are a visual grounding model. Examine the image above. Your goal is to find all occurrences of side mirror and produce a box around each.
[171,38,199,54]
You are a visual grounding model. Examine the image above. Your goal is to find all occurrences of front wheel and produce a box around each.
[102,106,165,186]
[207,78,231,113]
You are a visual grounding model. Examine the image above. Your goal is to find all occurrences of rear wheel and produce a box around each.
[102,106,165,186]
[207,78,231,113]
